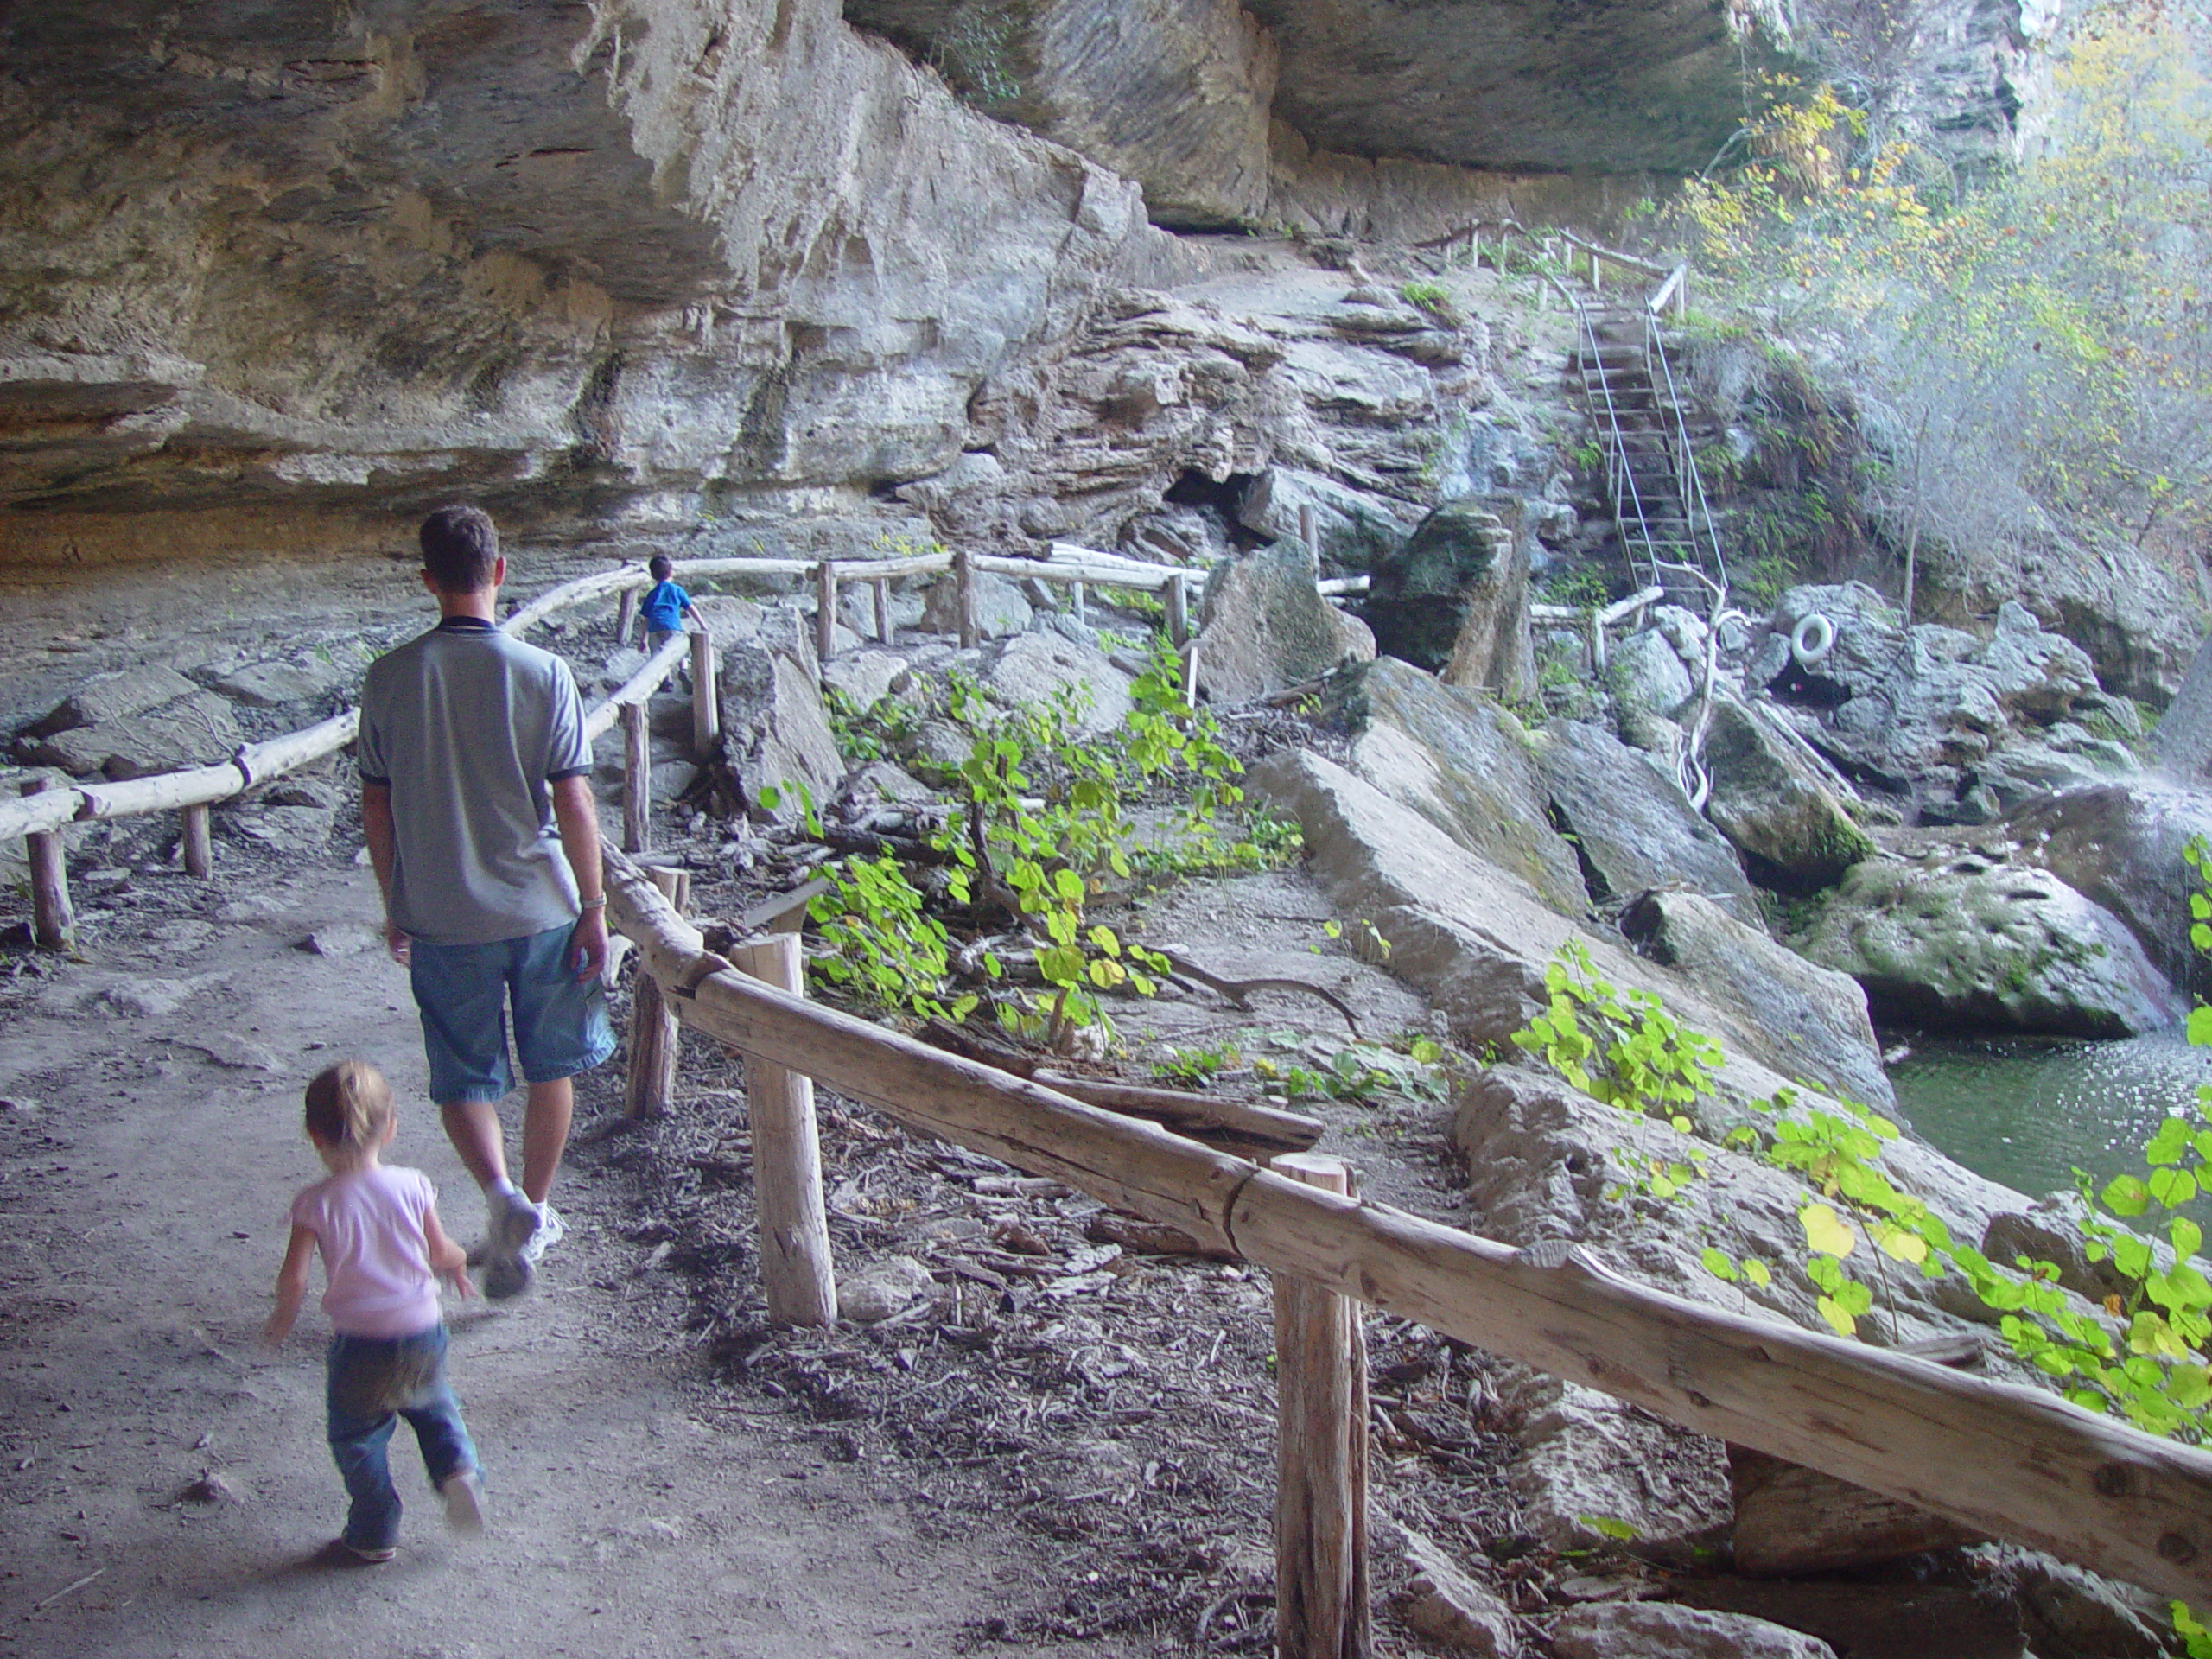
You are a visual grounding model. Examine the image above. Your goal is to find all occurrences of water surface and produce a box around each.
[1887,1031,2212,1205]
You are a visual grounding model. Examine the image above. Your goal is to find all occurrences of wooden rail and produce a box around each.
[604,845,2212,1607]
[1529,583,1665,672]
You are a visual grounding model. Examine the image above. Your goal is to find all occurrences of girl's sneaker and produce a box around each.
[339,1540,397,1565]
[442,1470,487,1535]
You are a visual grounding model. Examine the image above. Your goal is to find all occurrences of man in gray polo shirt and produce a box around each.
[359,505,614,1299]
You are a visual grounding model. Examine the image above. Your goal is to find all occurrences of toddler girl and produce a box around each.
[264,1060,486,1562]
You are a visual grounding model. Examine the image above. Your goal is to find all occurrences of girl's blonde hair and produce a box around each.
[302,1061,394,1160]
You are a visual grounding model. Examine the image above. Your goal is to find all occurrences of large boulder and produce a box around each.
[1501,1371,1732,1560]
[972,631,1134,740]
[1327,658,1586,916]
[1793,854,2183,1037]
[1363,499,1529,696]
[21,664,200,736]
[195,638,377,710]
[1727,1446,1985,1579]
[1700,699,1872,889]
[1248,748,2005,1236]
[1955,531,2201,709]
[1552,1601,1837,1659]
[1534,720,1757,923]
[719,611,845,821]
[2006,781,2212,988]
[1236,466,1414,574]
[921,568,1033,640]
[1192,538,1375,703]
[1618,891,1893,1110]
[20,687,244,780]
[1610,626,1697,755]
[1751,587,2118,820]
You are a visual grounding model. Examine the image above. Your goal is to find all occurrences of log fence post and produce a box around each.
[621,700,651,855]
[615,585,638,649]
[871,577,892,645]
[954,550,978,649]
[1300,503,1319,582]
[181,801,213,880]
[1273,1153,1370,1659]
[22,778,74,952]
[1166,573,1190,645]
[623,865,689,1119]
[728,933,838,1326]
[815,561,838,664]
[1071,580,1086,625]
[690,629,719,757]
[1181,637,1201,709]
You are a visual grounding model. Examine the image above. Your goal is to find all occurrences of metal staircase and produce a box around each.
[1567,273,1729,607]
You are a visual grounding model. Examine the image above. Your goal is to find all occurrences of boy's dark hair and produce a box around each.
[419,505,499,593]
[648,554,673,581]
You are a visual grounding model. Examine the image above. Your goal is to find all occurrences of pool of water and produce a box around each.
[1887,1030,2212,1205]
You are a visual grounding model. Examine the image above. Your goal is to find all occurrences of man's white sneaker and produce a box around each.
[482,1189,542,1301]
[442,1470,487,1535]
[488,1188,541,1259]
[519,1202,565,1265]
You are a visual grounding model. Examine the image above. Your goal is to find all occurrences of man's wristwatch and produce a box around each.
[579,896,607,912]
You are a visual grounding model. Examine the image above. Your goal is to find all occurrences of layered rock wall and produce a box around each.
[0,0,1180,563]
[1,0,2069,570]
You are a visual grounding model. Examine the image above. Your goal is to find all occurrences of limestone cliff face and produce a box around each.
[0,0,1179,563]
[0,0,2064,567]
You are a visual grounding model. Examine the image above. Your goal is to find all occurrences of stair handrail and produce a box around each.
[1570,294,1670,595]
[1641,304,1731,595]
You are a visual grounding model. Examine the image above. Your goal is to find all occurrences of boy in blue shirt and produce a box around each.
[638,555,696,651]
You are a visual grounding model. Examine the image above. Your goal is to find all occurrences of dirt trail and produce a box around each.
[0,855,1135,1658]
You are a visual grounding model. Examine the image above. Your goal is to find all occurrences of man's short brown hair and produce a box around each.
[419,505,499,593]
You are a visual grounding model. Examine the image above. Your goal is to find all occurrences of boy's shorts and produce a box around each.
[408,922,615,1105]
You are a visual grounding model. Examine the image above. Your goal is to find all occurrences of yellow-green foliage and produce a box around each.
[1671,16,2212,559]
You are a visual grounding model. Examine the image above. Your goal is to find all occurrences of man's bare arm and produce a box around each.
[361,780,408,964]
[549,773,607,981]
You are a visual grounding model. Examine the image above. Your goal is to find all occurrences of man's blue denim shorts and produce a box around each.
[408,922,615,1105]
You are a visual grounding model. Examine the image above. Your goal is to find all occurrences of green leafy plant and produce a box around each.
[1153,1042,1242,1086]
[804,851,978,1023]
[1247,1029,1448,1106]
[1538,567,1611,610]
[823,687,919,765]
[799,629,1293,1046]
[1400,278,1453,315]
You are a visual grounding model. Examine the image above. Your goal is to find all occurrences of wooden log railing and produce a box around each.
[1529,582,1666,673]
[603,843,2212,1610]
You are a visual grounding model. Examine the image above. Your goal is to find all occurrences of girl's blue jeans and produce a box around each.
[326,1326,478,1551]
